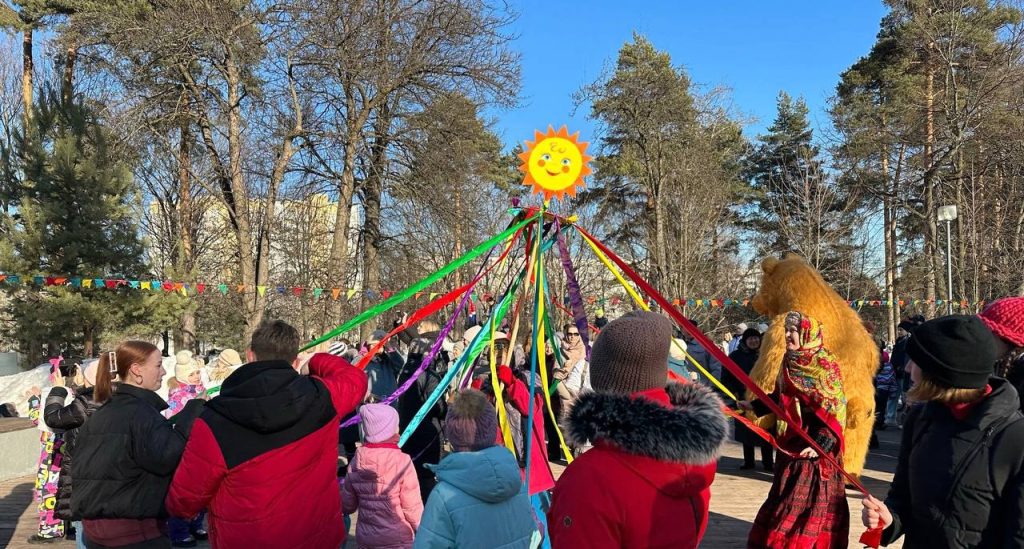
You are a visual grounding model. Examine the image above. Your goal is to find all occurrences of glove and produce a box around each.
[497,365,514,386]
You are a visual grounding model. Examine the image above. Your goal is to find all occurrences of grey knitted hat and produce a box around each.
[589,310,672,394]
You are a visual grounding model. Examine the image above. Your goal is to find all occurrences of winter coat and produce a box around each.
[497,373,556,494]
[165,354,368,549]
[687,342,723,391]
[342,444,423,549]
[874,362,900,396]
[413,445,537,549]
[71,383,203,520]
[366,352,403,402]
[43,385,101,520]
[165,382,205,418]
[881,377,1024,548]
[725,346,758,399]
[548,383,728,549]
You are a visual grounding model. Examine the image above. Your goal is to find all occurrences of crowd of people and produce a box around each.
[13,295,1024,548]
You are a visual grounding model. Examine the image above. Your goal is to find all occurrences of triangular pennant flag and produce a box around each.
[672,298,681,306]
[313,288,323,299]
[277,286,286,295]
[82,279,93,288]
[196,284,205,294]
[71,277,82,288]
[92,278,103,288]
[611,297,621,306]
[429,292,440,300]
[381,290,392,300]
[0,275,6,284]
[141,281,151,290]
[257,286,267,297]
[332,288,342,300]
[218,284,228,295]
[415,291,424,299]
[179,284,188,297]
[366,290,377,301]
[293,287,303,296]
[7,275,19,285]
[34,276,45,286]
[237,284,246,293]
[742,299,750,307]
[53,277,67,286]
[129,280,140,289]
[346,289,357,300]
[105,279,118,289]
[161,281,174,292]
[45,277,57,286]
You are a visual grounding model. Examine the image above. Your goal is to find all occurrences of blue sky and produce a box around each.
[490,0,890,150]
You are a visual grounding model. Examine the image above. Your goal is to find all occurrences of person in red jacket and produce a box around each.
[548,311,728,549]
[165,320,368,549]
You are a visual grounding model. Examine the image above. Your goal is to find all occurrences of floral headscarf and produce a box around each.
[778,312,847,449]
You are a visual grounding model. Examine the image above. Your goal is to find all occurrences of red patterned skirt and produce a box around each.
[747,452,849,548]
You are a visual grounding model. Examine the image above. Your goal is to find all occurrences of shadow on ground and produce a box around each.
[0,481,33,547]
[714,455,776,484]
[702,511,754,547]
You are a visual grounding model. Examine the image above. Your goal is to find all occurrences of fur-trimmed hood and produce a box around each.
[565,382,728,464]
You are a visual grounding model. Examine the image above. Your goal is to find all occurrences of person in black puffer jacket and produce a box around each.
[72,341,203,549]
[726,327,774,471]
[44,359,102,536]
[862,315,1024,548]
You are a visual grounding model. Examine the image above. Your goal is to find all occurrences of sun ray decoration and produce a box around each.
[518,125,592,201]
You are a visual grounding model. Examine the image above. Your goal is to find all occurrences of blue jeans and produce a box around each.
[73,520,86,549]
[886,392,900,423]
[168,512,205,542]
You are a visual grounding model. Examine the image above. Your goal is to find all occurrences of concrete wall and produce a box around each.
[0,419,41,481]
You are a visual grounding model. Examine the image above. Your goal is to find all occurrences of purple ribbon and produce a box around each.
[557,229,592,360]
[340,248,497,428]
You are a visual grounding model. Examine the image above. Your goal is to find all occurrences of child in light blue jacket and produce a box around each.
[413,389,537,549]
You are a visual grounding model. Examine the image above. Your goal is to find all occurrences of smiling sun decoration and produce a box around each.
[518,126,592,201]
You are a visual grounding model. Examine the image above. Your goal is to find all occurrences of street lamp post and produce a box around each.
[938,205,958,315]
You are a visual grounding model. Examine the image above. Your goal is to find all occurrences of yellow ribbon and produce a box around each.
[580,232,738,402]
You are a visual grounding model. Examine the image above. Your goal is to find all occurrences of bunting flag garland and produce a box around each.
[0,271,990,312]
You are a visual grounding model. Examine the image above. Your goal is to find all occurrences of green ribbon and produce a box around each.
[302,213,539,351]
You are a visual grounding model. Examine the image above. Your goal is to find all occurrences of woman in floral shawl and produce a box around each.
[741,311,849,549]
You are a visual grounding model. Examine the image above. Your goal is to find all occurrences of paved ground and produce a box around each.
[2,429,903,548]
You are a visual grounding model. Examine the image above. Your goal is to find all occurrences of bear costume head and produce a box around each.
[749,254,879,476]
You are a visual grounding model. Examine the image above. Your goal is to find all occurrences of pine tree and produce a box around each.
[743,92,852,275]
[0,87,164,364]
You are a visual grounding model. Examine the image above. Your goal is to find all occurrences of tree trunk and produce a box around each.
[327,134,359,325]
[21,29,32,126]
[955,148,967,311]
[177,117,196,351]
[882,144,897,345]
[83,325,94,358]
[924,62,939,317]
[62,46,76,106]
[224,49,263,342]
[359,104,392,342]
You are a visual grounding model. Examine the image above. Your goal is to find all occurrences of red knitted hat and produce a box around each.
[979,297,1024,348]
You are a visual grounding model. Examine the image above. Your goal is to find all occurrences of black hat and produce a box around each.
[906,315,997,389]
[898,315,926,333]
[740,328,762,345]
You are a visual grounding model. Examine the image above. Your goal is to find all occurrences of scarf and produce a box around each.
[561,337,586,369]
[778,312,847,452]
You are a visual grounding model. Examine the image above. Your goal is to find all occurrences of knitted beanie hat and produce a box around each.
[359,403,399,443]
[216,349,243,370]
[174,350,200,382]
[81,359,99,387]
[979,297,1024,348]
[907,315,997,389]
[444,389,498,452]
[589,310,671,394]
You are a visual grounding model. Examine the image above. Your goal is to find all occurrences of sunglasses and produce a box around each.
[566,332,580,337]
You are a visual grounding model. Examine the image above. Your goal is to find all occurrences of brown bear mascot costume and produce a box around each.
[748,254,879,476]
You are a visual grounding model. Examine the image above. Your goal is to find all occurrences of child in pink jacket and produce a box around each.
[342,404,423,549]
